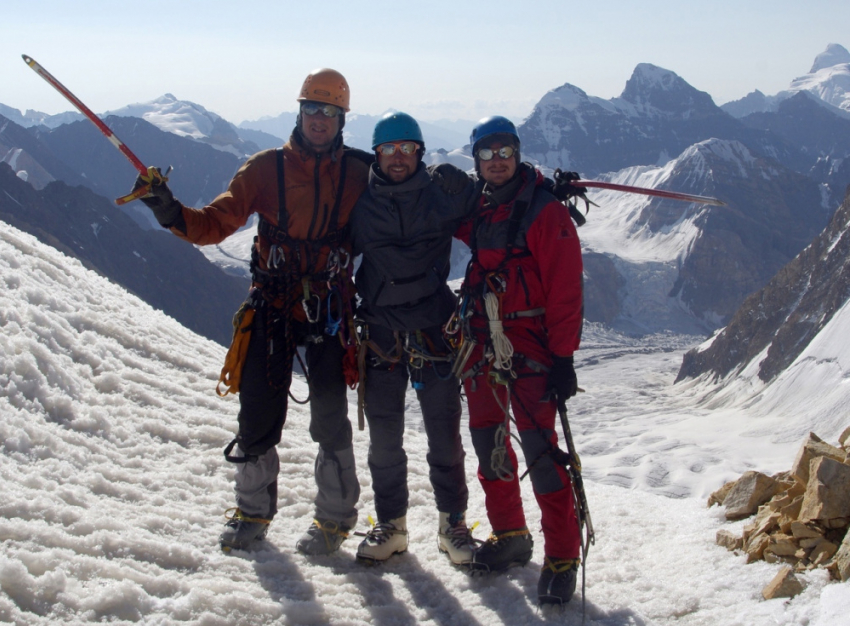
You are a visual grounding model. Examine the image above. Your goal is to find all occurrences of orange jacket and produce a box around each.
[172,134,369,279]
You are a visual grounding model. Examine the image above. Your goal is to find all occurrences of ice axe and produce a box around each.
[555,394,595,621]
[554,168,726,224]
[21,54,169,205]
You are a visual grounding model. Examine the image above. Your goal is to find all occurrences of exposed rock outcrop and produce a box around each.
[710,430,850,600]
[678,186,850,383]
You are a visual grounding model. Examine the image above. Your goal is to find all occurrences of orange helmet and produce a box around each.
[297,68,350,112]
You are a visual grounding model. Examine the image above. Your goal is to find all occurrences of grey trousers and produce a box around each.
[231,305,359,524]
[363,324,468,521]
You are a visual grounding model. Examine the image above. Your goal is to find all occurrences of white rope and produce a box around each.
[484,292,513,370]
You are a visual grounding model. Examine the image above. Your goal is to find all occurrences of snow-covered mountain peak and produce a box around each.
[678,138,756,179]
[537,82,592,112]
[105,94,220,140]
[618,63,716,118]
[629,63,681,89]
[810,43,850,73]
[103,94,260,157]
[788,61,850,114]
[723,43,850,117]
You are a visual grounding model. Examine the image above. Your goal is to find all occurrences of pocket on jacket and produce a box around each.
[374,270,441,307]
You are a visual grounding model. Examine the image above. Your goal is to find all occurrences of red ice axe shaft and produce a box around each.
[21,54,158,205]
[576,179,726,206]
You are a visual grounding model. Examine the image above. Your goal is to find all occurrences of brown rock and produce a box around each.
[838,425,850,449]
[708,480,737,508]
[763,551,797,565]
[799,456,850,522]
[779,496,804,527]
[834,530,850,581]
[725,471,785,520]
[747,534,771,563]
[766,534,799,557]
[757,511,781,536]
[796,560,813,572]
[790,520,823,539]
[717,529,743,551]
[744,508,780,546]
[799,537,823,549]
[791,432,846,486]
[768,493,794,512]
[786,482,806,499]
[810,540,838,566]
[762,566,805,600]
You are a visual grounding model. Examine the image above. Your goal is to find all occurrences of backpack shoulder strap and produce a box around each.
[275,148,287,228]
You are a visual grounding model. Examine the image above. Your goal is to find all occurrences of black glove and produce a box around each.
[545,355,578,408]
[553,169,595,227]
[428,162,472,195]
[552,169,588,201]
[133,168,182,228]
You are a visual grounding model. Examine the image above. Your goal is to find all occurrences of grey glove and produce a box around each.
[428,162,472,195]
[133,170,183,228]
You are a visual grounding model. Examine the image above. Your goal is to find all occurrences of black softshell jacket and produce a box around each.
[350,163,476,331]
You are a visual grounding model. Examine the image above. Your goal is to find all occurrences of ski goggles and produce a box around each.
[477,145,516,161]
[301,102,343,118]
[376,141,420,156]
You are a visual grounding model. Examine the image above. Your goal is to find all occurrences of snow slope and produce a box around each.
[0,221,848,625]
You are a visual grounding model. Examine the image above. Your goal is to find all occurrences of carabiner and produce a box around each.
[485,272,506,295]
[338,248,351,270]
[302,293,321,324]
[326,250,340,276]
[325,288,342,336]
[269,245,285,270]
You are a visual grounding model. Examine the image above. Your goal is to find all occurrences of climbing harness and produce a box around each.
[217,147,359,406]
[355,323,455,430]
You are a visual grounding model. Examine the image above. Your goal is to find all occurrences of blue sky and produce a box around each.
[3,0,849,124]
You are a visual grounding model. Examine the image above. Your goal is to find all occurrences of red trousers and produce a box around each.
[463,341,581,559]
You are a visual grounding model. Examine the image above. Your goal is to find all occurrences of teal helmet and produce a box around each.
[372,111,424,149]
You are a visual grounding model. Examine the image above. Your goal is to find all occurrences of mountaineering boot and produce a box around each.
[356,517,408,563]
[219,508,272,552]
[469,527,533,574]
[296,518,353,556]
[538,557,579,605]
[437,511,476,566]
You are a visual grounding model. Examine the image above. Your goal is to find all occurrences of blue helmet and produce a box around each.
[470,115,519,154]
[372,111,424,149]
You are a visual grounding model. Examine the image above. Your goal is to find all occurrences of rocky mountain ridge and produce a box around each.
[518,63,803,179]
[677,185,850,383]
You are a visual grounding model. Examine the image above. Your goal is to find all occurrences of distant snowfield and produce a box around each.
[1,221,848,625]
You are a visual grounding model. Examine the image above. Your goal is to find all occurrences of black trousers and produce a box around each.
[232,304,358,522]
